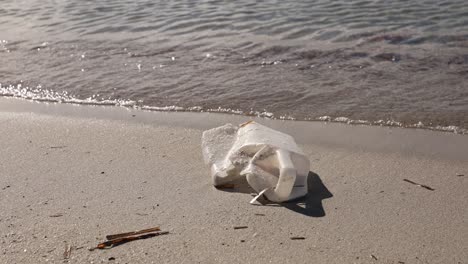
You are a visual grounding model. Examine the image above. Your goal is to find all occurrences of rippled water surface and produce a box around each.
[1,0,468,131]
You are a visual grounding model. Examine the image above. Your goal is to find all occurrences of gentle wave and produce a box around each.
[2,0,468,45]
[1,83,466,135]
[1,0,467,133]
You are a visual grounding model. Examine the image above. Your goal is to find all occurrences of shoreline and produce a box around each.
[1,89,467,135]
[1,97,467,161]
[1,97,467,263]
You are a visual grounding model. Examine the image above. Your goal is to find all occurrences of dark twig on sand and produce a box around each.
[91,231,168,250]
[403,179,435,191]
[106,226,160,240]
[290,237,305,240]
[49,214,63,218]
[233,226,248,230]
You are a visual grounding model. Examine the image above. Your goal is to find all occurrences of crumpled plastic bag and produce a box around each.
[202,121,310,203]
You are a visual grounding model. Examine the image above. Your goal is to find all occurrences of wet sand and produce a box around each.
[0,98,467,263]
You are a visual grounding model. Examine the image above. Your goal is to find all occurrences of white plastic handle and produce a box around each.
[264,149,296,202]
[244,146,297,203]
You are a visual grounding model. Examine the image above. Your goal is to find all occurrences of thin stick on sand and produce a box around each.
[403,179,435,191]
[105,226,161,240]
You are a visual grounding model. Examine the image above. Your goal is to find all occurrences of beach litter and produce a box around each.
[403,179,435,191]
[90,226,168,250]
[202,121,310,203]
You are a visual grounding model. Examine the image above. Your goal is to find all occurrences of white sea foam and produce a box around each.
[314,115,466,134]
[0,83,136,107]
[1,83,466,134]
[317,116,332,121]
[141,105,185,111]
[333,117,350,123]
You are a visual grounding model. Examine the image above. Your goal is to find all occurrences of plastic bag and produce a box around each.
[202,121,310,203]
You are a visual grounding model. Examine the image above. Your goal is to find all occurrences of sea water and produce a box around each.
[1,0,467,132]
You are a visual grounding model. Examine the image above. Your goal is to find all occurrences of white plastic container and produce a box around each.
[202,121,310,203]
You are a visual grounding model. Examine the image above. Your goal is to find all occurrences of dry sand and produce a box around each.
[0,98,467,264]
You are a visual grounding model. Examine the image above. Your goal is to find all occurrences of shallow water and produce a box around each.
[1,0,468,132]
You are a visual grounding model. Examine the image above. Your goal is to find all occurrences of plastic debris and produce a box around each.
[403,179,435,191]
[202,122,310,203]
[250,188,269,204]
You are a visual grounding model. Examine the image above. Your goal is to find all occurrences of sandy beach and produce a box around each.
[0,97,467,264]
